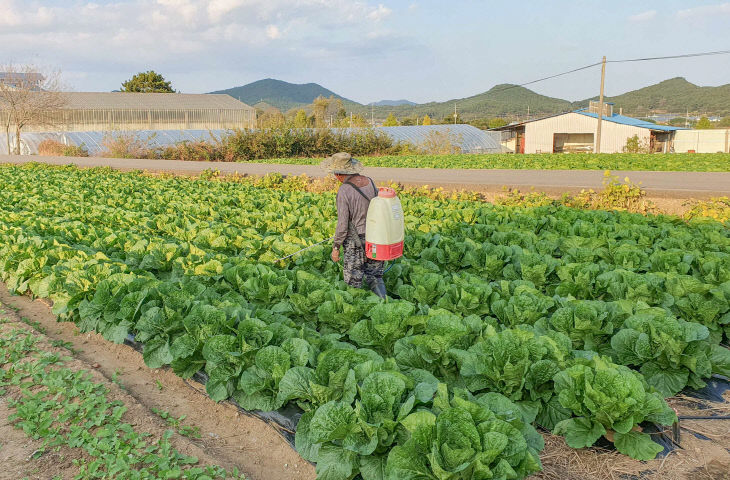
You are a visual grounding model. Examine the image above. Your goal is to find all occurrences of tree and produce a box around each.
[293,109,308,128]
[695,116,712,129]
[121,71,175,93]
[718,116,730,128]
[422,114,432,125]
[383,113,399,126]
[0,64,66,154]
[312,96,330,127]
[487,118,509,129]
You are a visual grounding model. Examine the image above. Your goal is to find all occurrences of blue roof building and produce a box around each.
[492,102,683,154]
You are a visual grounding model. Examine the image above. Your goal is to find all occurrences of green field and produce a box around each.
[247,153,730,171]
[1,164,730,480]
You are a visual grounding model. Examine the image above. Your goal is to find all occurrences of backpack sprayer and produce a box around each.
[272,186,405,269]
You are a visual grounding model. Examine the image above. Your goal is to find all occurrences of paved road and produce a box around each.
[3,154,730,198]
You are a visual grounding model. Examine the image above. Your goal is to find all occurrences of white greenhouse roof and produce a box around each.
[55,92,254,110]
[1,124,503,156]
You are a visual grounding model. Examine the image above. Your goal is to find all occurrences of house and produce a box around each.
[492,102,682,154]
[0,71,45,91]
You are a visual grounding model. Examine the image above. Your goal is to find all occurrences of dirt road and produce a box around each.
[3,154,730,198]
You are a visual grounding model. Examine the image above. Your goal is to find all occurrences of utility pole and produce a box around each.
[453,103,457,125]
[371,104,374,127]
[350,111,353,127]
[595,55,607,154]
[527,106,530,120]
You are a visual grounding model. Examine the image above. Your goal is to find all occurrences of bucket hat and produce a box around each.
[320,152,363,175]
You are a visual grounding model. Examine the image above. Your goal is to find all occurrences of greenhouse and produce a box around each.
[2,124,503,156]
[1,92,256,133]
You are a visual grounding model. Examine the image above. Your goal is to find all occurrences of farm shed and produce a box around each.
[673,129,730,153]
[493,104,681,154]
[3,92,256,132]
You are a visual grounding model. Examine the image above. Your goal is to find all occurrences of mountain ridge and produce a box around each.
[210,77,730,119]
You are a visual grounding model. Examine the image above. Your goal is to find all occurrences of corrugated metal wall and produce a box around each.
[524,113,648,154]
[674,129,730,153]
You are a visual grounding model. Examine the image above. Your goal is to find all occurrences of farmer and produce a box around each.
[322,152,387,299]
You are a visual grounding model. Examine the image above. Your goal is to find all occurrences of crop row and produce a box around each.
[250,152,730,171]
[1,164,730,479]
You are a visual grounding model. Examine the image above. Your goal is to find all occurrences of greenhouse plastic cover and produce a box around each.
[1,124,503,156]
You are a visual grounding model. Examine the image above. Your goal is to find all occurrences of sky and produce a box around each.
[1,0,730,104]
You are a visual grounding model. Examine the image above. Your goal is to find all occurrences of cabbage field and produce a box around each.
[245,152,730,171]
[1,163,730,480]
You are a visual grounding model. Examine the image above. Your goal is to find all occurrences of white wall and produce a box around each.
[524,113,649,154]
[674,129,730,153]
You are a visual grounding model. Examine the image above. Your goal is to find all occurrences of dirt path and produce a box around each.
[3,154,730,198]
[0,284,316,480]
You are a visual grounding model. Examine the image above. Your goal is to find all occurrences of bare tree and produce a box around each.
[0,64,66,155]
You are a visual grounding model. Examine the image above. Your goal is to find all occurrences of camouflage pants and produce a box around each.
[342,232,384,288]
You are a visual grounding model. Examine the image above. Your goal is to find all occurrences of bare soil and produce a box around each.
[0,284,316,480]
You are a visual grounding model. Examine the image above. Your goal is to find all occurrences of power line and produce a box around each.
[486,49,730,95]
[609,49,730,63]
[489,61,603,94]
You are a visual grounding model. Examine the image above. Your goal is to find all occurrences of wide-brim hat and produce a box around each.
[320,152,363,175]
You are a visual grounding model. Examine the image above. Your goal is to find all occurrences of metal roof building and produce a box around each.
[493,102,683,154]
[12,92,255,132]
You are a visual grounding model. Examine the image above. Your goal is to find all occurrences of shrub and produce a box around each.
[160,140,227,162]
[495,188,555,207]
[100,132,155,159]
[37,139,89,157]
[623,135,651,154]
[565,172,656,214]
[683,197,730,223]
[419,129,462,155]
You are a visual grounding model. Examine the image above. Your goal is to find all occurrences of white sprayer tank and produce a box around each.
[365,187,405,261]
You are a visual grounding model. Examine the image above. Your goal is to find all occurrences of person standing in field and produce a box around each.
[322,152,387,299]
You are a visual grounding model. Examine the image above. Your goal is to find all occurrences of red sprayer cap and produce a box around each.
[378,187,396,198]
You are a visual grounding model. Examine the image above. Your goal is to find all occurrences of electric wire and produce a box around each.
[609,50,730,63]
[448,48,730,102]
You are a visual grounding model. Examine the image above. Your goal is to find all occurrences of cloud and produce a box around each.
[0,1,398,55]
[368,4,392,21]
[677,2,730,19]
[628,10,656,22]
[266,24,281,39]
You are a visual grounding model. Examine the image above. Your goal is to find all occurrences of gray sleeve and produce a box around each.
[333,189,350,248]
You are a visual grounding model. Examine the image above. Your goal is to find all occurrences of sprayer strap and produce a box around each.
[344,177,378,202]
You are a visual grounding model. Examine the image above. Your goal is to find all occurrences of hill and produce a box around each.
[575,77,730,116]
[372,99,416,106]
[209,78,358,112]
[361,84,571,120]
[210,77,730,122]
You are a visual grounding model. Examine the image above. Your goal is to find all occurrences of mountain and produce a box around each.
[210,77,730,122]
[372,99,416,106]
[209,78,358,112]
[575,78,730,116]
[360,84,571,120]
